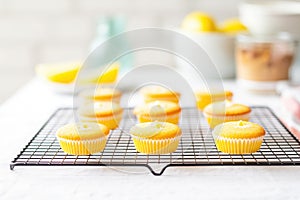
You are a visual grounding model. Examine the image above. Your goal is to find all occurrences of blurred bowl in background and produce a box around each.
[239,0,300,37]
[176,30,236,79]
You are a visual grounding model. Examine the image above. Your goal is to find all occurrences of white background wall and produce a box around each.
[0,0,241,103]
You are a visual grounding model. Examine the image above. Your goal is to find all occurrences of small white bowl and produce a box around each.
[176,30,236,79]
[239,0,300,37]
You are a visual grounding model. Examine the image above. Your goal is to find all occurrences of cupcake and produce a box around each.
[134,100,181,124]
[140,85,180,103]
[203,100,251,128]
[130,121,182,154]
[78,101,123,130]
[79,87,122,103]
[194,90,233,111]
[56,122,109,155]
[213,121,265,154]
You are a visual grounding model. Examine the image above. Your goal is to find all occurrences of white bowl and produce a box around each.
[176,30,236,79]
[239,0,300,38]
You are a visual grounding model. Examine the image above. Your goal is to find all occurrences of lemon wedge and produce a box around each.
[219,19,248,34]
[36,61,120,84]
[84,63,120,84]
[97,62,119,83]
[78,62,120,84]
[181,12,216,32]
[36,61,81,84]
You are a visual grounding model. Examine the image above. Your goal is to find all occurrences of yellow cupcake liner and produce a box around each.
[213,135,264,154]
[204,112,250,128]
[80,112,123,130]
[57,136,107,155]
[131,135,181,154]
[136,112,180,124]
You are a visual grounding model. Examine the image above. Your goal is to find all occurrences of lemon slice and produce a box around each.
[219,19,248,34]
[97,62,119,83]
[79,62,120,84]
[181,12,216,32]
[36,61,81,84]
[36,62,120,84]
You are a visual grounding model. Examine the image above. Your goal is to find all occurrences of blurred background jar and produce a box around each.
[238,0,300,93]
[89,16,133,75]
[236,34,297,93]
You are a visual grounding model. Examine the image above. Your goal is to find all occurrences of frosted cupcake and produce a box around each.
[56,122,109,155]
[78,101,123,130]
[213,121,265,154]
[134,100,181,124]
[130,121,182,154]
[203,100,251,128]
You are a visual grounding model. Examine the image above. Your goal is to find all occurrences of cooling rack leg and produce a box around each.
[10,164,15,170]
[152,172,164,176]
[147,165,170,176]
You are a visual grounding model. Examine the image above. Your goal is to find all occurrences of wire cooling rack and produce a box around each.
[10,107,300,175]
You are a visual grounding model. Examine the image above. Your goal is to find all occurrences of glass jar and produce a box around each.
[236,33,297,92]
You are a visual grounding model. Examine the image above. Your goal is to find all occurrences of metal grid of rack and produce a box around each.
[10,107,300,175]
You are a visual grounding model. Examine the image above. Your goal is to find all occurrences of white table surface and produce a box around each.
[1,78,300,200]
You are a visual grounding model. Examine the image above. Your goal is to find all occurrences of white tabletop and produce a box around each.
[1,78,300,200]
